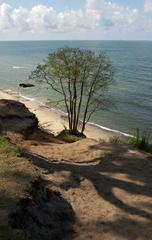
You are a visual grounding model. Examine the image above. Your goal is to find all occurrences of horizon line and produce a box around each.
[0,39,152,42]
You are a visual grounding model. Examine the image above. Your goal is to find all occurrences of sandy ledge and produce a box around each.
[0,89,131,141]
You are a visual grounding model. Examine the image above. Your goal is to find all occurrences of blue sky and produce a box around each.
[0,0,85,10]
[0,0,143,9]
[0,0,151,40]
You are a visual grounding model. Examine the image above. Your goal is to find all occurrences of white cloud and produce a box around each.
[0,0,151,39]
[0,3,13,30]
[27,5,57,31]
[144,0,152,12]
[85,0,140,29]
[58,10,84,30]
[11,7,29,31]
[0,1,103,32]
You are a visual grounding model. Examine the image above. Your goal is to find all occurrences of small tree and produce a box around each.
[29,47,115,136]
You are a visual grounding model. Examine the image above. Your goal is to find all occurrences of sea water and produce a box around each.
[0,40,151,135]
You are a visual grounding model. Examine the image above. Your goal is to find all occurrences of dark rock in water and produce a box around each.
[19,83,35,88]
[0,99,38,135]
[10,178,76,240]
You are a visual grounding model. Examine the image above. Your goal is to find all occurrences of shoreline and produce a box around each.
[0,88,132,141]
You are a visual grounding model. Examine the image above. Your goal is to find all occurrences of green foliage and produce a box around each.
[29,47,115,135]
[109,136,121,144]
[57,129,86,143]
[0,136,37,240]
[128,128,152,153]
[0,136,19,156]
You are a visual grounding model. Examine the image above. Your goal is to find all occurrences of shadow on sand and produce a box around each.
[21,143,152,239]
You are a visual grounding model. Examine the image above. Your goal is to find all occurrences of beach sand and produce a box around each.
[0,89,130,141]
[1,89,152,240]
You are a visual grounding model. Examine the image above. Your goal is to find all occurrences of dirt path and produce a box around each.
[10,131,152,240]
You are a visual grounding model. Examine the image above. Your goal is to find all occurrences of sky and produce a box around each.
[0,0,152,40]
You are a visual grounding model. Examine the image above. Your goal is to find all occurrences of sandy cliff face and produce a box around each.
[0,99,38,135]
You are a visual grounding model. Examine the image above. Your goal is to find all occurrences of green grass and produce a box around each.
[109,135,130,144]
[0,136,19,156]
[0,136,37,240]
[128,129,152,153]
[57,129,86,143]
[109,136,121,144]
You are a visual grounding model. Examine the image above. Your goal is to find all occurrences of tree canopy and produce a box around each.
[29,47,115,135]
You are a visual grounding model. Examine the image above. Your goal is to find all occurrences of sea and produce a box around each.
[0,40,152,135]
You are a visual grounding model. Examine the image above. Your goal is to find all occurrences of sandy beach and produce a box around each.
[0,89,131,141]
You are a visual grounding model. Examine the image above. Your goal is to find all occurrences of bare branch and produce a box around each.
[29,47,115,135]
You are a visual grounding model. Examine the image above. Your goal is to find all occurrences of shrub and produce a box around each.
[109,136,121,144]
[128,128,152,153]
[57,129,86,143]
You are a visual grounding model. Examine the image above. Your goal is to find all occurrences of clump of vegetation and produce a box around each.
[109,136,121,144]
[128,128,152,153]
[0,136,19,156]
[98,138,106,144]
[0,136,37,239]
[30,47,115,136]
[57,129,86,143]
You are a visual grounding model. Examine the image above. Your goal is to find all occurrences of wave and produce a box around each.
[12,66,28,69]
[2,88,133,138]
[87,121,133,137]
[51,107,68,116]
[48,107,133,137]
[21,95,35,102]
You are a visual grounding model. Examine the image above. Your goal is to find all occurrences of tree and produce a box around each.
[29,47,115,136]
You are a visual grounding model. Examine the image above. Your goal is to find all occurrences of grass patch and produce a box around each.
[128,129,152,153]
[0,136,19,156]
[109,135,130,144]
[109,136,121,144]
[57,129,86,143]
[0,136,37,240]
[98,139,107,144]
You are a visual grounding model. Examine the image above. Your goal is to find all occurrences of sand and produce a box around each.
[0,89,130,141]
[1,89,151,239]
[13,130,152,240]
